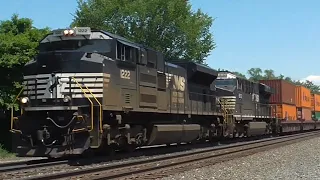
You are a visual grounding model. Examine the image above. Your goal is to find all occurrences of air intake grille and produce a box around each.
[125,93,131,104]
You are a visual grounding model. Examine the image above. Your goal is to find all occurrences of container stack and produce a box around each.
[295,85,312,121]
[259,79,296,120]
[311,93,320,121]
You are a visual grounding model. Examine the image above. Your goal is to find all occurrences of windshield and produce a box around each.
[215,79,237,86]
[38,39,111,53]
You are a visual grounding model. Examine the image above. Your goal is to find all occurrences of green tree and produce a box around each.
[278,74,285,79]
[0,14,50,108]
[71,0,215,64]
[300,80,320,93]
[232,71,246,79]
[247,68,263,82]
[284,77,292,82]
[263,69,276,80]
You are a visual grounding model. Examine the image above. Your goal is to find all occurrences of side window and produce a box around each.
[124,46,132,61]
[116,42,133,62]
[116,42,123,60]
[139,48,147,65]
[237,79,243,90]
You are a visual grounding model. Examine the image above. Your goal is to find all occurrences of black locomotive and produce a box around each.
[10,27,320,158]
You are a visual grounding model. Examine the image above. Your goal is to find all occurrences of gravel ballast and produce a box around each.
[161,136,320,180]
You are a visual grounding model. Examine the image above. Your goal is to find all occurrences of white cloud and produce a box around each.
[301,75,320,85]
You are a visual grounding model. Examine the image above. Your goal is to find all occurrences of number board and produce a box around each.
[52,29,63,36]
[74,27,91,35]
[120,69,131,79]
[217,72,237,79]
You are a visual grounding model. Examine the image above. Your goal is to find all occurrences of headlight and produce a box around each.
[20,97,29,104]
[63,95,71,103]
[68,29,74,35]
[63,29,69,35]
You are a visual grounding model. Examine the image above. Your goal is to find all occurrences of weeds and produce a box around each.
[0,144,15,159]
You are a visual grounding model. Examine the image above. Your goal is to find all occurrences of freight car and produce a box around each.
[10,27,319,158]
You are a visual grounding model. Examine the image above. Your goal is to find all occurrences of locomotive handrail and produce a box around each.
[10,87,24,134]
[83,84,103,133]
[218,98,233,125]
[71,77,94,132]
[218,99,227,121]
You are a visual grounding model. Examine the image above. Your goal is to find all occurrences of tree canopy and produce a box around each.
[71,0,215,64]
[0,14,50,108]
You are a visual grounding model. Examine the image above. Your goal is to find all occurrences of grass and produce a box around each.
[0,144,15,159]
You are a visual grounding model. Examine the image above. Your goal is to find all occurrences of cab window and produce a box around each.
[215,79,237,86]
[116,42,134,62]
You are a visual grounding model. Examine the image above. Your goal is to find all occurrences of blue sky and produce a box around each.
[1,0,319,83]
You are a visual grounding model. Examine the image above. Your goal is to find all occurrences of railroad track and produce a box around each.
[11,131,319,180]
[0,142,214,176]
[0,158,69,173]
[0,132,278,176]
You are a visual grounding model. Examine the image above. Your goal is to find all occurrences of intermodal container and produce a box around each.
[259,79,295,105]
[311,94,315,110]
[312,94,320,111]
[297,107,312,120]
[272,104,296,120]
[314,111,320,120]
[295,86,311,108]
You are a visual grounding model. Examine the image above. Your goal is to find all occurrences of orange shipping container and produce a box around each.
[297,107,312,120]
[272,104,297,120]
[312,94,320,112]
[295,86,311,108]
[311,94,315,110]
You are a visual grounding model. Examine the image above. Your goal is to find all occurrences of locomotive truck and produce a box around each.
[10,27,319,158]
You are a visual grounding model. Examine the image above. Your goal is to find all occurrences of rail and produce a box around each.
[71,77,94,132]
[10,87,24,134]
[71,77,103,133]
